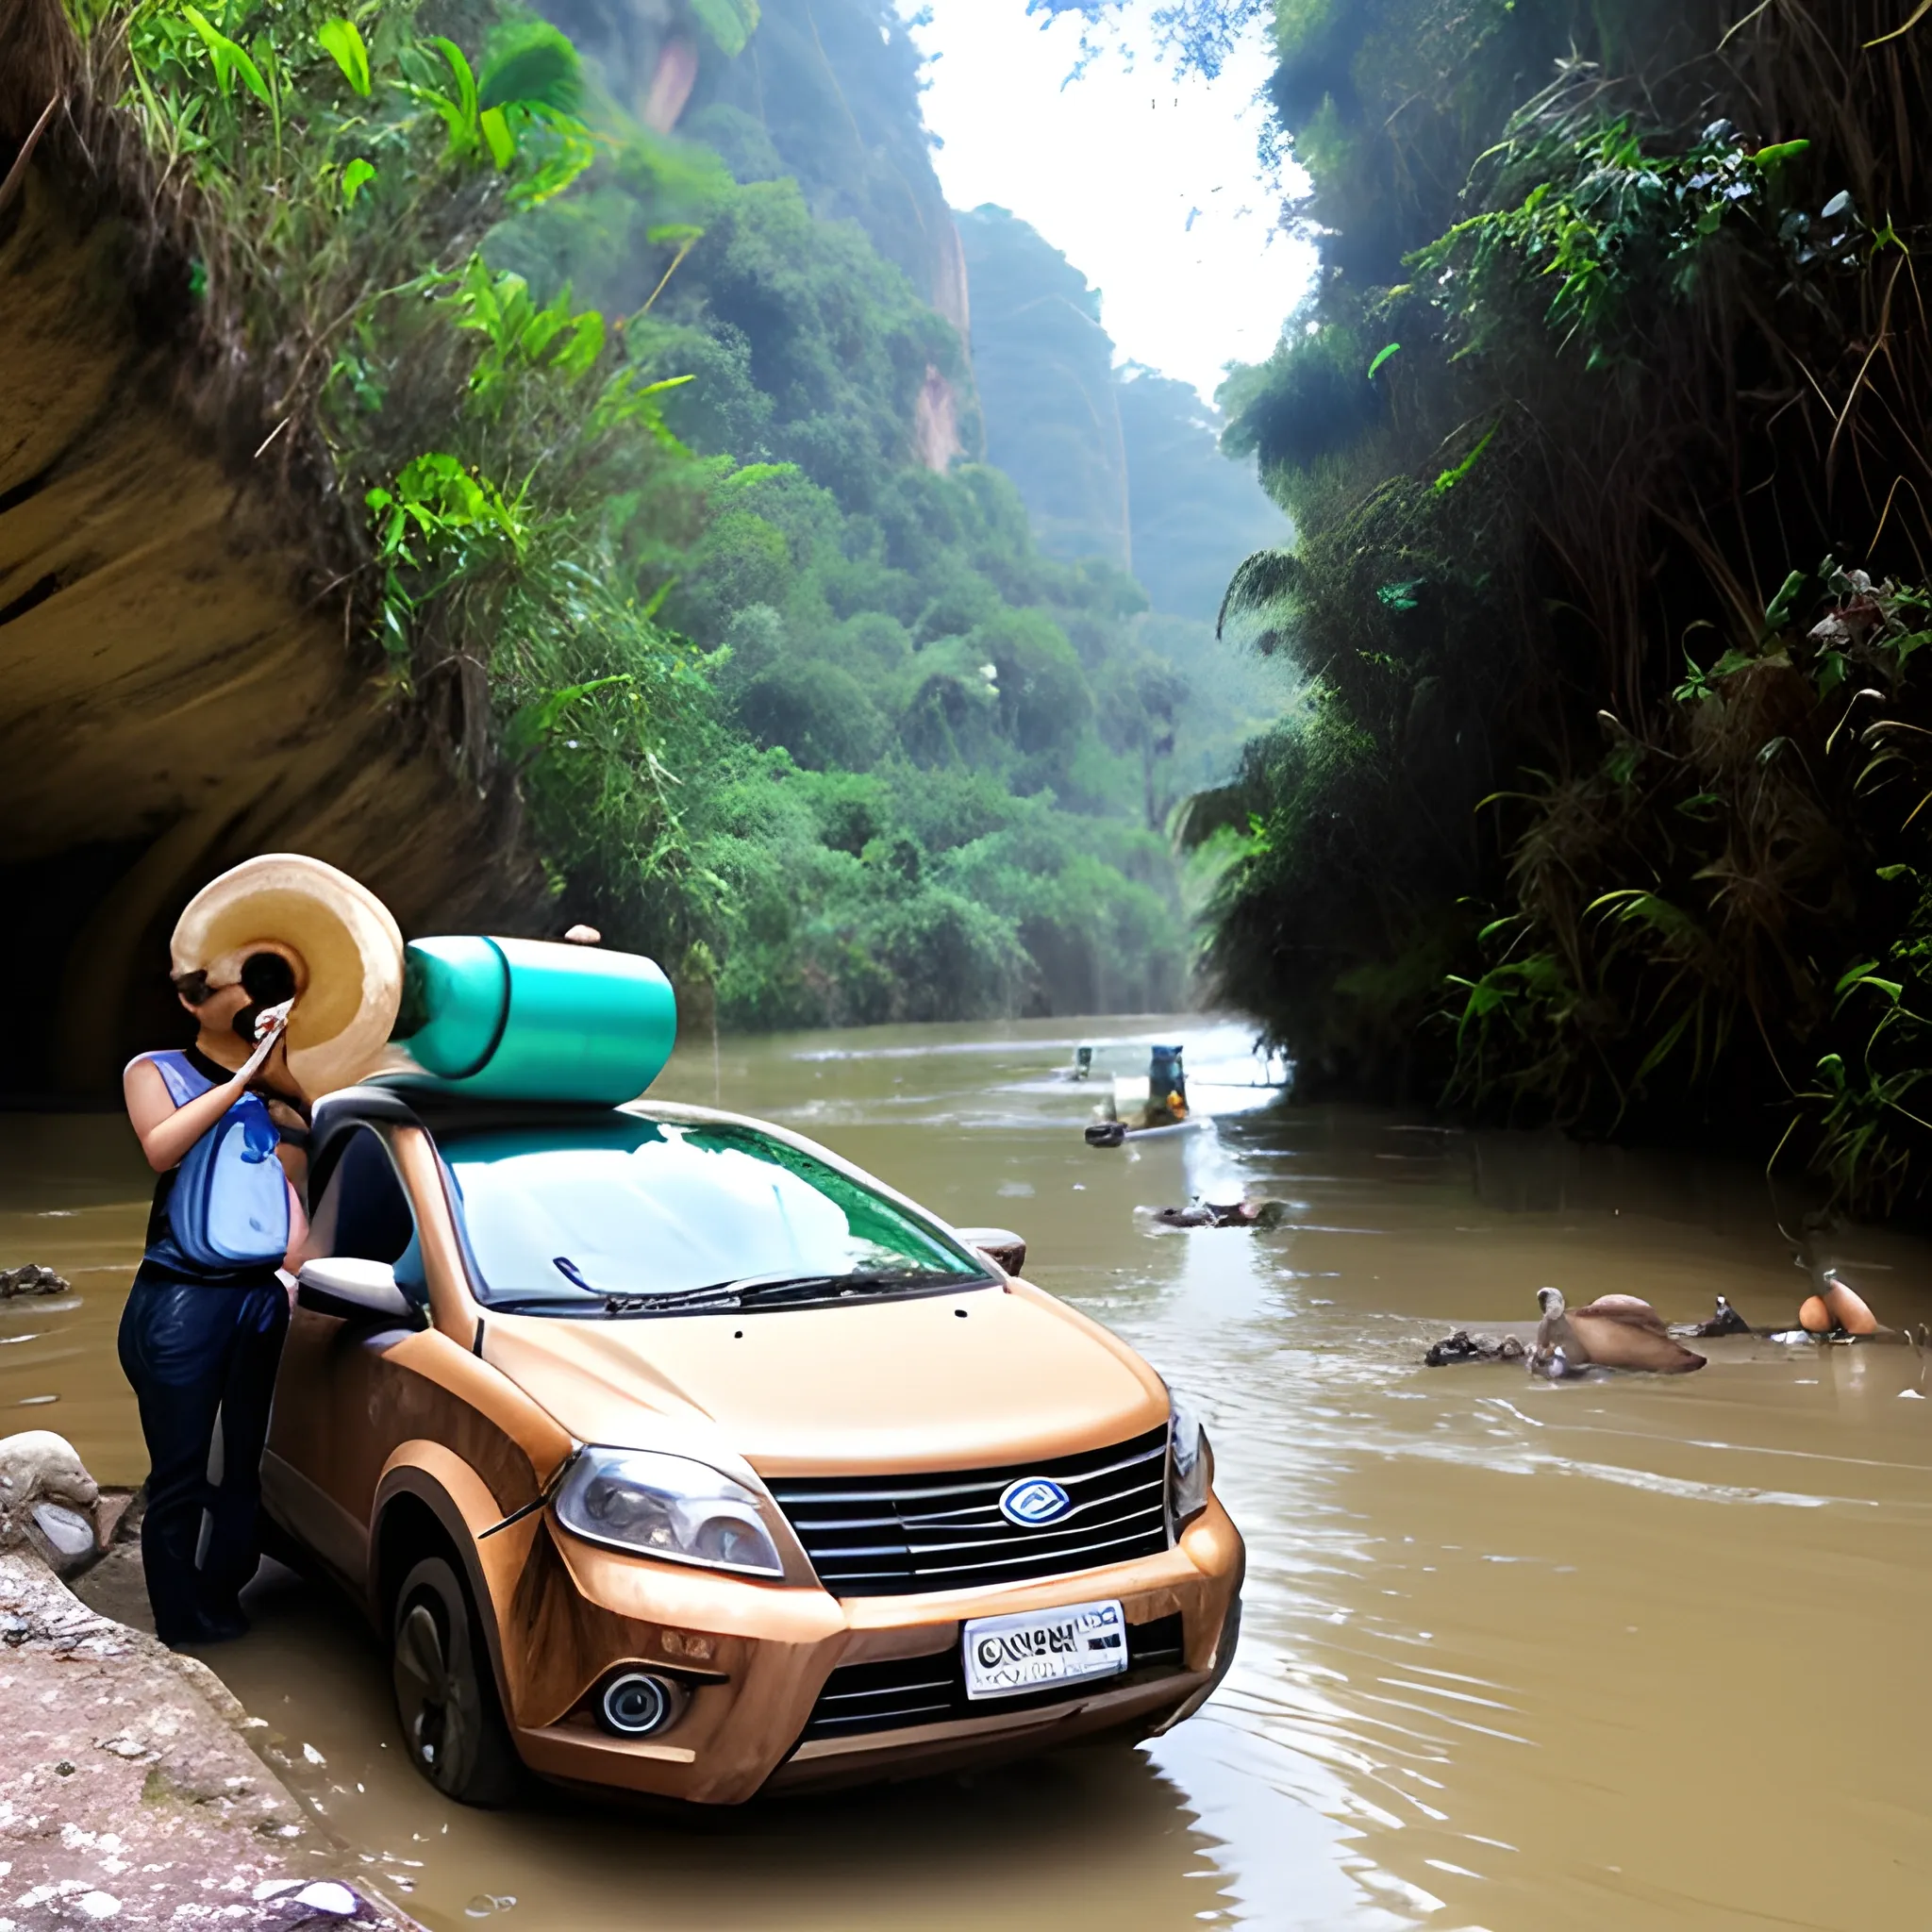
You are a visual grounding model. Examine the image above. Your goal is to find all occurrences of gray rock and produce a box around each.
[0,1264,72,1297]
[32,1500,98,1569]
[292,1879,361,1915]
[0,1549,426,1929]
[0,1431,101,1560]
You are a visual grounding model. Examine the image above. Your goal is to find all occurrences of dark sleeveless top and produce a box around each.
[134,1045,297,1292]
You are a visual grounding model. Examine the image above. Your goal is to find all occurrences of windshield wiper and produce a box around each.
[720,1268,986,1307]
[546,1256,743,1317]
[483,1290,743,1318]
[606,1268,989,1314]
[598,1289,744,1315]
[507,1261,988,1319]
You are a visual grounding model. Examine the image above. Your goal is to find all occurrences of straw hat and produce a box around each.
[171,855,405,1101]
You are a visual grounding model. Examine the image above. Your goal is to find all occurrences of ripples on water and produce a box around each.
[5,1017,1931,1930]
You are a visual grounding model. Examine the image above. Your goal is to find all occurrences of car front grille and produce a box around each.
[797,1612,1187,1743]
[765,1426,1171,1598]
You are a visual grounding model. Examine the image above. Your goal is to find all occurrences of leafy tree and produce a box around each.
[683,0,966,313]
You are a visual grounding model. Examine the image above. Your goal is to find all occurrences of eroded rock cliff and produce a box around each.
[0,50,542,1098]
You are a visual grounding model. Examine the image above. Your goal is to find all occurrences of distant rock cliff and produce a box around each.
[681,0,965,319]
[958,205,1289,618]
[958,205,1132,571]
[670,0,981,472]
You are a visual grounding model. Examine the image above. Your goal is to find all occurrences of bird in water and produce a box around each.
[1530,1287,1707,1376]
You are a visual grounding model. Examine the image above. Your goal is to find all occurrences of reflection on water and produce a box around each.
[7,1016,1932,1930]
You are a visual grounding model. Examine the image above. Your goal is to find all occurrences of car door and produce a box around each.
[263,1122,427,1585]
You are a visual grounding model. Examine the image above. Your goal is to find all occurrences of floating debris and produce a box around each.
[1150,1198,1292,1230]
[1424,1330,1525,1367]
[0,1266,70,1298]
[1672,1294,1755,1339]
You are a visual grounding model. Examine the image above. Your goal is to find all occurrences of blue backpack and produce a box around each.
[147,1052,291,1270]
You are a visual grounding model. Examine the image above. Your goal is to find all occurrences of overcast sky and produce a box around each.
[899,0,1315,404]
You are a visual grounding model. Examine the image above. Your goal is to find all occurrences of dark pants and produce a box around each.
[117,1274,290,1645]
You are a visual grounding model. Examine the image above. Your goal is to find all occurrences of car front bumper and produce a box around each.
[492,1491,1245,1805]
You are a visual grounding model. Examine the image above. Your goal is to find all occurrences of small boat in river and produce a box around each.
[1083,1043,1205,1146]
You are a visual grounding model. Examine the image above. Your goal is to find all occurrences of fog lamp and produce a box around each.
[597,1671,682,1739]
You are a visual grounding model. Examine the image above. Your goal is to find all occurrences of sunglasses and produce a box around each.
[173,952,298,1008]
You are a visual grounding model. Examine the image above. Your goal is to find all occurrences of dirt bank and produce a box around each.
[0,1546,422,1930]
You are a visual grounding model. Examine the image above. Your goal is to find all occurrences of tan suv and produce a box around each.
[266,1081,1243,1805]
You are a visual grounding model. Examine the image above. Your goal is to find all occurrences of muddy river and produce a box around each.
[4,1016,1930,1930]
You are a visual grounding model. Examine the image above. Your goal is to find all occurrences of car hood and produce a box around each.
[481,1282,1168,1476]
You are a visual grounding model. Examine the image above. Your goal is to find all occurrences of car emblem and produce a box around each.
[999,1477,1074,1527]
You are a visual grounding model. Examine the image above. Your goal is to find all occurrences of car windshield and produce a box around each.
[437,1115,990,1312]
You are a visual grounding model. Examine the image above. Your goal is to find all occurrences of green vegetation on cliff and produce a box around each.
[49,0,745,994]
[1192,0,1932,1208]
[488,7,1215,1023]
[50,0,1259,1031]
[677,0,964,316]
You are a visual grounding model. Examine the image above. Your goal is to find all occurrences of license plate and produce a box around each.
[962,1598,1127,1701]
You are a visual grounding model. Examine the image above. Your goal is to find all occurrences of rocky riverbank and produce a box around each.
[0,1433,419,1931]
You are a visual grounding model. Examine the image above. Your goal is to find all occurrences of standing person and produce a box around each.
[120,950,308,1646]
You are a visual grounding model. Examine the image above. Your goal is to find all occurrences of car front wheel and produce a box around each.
[390,1553,522,1806]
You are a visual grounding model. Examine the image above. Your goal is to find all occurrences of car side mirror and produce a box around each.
[297,1257,417,1325]
[958,1227,1025,1277]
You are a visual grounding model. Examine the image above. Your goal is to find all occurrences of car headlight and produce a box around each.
[555,1447,785,1578]
[1168,1393,1212,1531]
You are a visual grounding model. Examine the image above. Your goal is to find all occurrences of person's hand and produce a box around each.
[236,1000,292,1088]
[253,997,293,1044]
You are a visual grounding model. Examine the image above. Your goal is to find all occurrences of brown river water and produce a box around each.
[4,1015,1931,1931]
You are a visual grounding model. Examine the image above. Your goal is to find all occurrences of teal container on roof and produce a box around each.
[390,936,677,1103]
